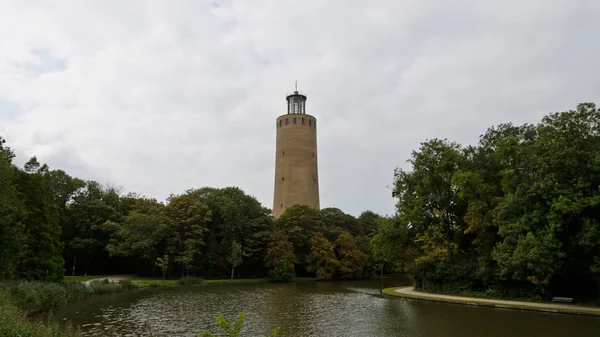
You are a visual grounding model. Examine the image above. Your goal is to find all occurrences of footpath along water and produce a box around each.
[41,277,600,337]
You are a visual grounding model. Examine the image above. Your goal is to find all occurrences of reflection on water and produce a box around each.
[43,277,600,337]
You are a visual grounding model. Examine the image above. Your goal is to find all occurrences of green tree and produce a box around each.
[265,231,298,282]
[370,217,412,276]
[306,233,339,280]
[187,187,272,278]
[335,232,366,279]
[278,204,321,264]
[227,241,246,279]
[0,137,25,278]
[319,207,360,240]
[357,210,380,237]
[166,194,211,276]
[14,157,65,281]
[105,199,170,276]
[61,181,118,275]
[156,254,169,280]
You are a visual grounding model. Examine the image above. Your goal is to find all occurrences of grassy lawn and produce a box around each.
[65,275,108,282]
[382,287,600,316]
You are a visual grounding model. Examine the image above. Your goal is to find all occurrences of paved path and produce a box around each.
[83,275,135,285]
[388,287,600,316]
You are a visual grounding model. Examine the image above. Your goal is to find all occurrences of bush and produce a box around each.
[62,279,93,302]
[88,279,123,294]
[148,281,162,288]
[0,305,75,337]
[268,260,296,283]
[119,279,139,290]
[177,277,205,285]
[8,280,68,314]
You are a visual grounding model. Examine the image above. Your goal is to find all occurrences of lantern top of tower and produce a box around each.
[286,82,307,115]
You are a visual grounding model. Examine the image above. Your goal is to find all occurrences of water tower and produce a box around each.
[272,86,320,218]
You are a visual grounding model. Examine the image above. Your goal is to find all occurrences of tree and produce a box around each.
[371,217,412,276]
[319,207,360,240]
[265,231,298,282]
[306,233,339,280]
[357,210,380,237]
[156,254,169,280]
[105,199,170,276]
[278,204,321,264]
[59,181,119,275]
[335,232,366,279]
[14,157,64,281]
[187,187,272,278]
[166,194,211,276]
[0,137,25,279]
[227,241,246,279]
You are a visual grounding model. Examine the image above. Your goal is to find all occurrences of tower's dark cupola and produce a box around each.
[286,86,307,115]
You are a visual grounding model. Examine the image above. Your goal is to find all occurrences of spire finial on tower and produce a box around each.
[294,80,298,94]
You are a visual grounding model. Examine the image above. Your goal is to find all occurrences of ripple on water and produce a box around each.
[52,279,600,337]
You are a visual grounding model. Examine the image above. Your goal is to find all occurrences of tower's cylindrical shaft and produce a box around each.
[273,114,319,218]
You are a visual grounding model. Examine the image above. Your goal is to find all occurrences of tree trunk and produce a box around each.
[231,266,234,279]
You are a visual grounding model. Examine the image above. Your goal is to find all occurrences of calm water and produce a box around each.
[43,277,600,337]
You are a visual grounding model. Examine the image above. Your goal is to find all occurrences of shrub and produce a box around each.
[88,279,123,294]
[148,281,162,288]
[62,279,93,302]
[9,280,68,314]
[177,277,205,285]
[119,279,139,290]
[268,260,296,283]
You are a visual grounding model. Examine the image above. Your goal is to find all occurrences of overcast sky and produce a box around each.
[1,1,599,216]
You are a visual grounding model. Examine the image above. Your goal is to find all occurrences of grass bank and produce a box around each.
[0,280,89,337]
[0,276,316,336]
[382,287,600,317]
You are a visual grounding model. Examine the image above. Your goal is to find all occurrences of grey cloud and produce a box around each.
[0,0,599,216]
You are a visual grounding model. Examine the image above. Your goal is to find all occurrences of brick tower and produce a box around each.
[273,87,320,218]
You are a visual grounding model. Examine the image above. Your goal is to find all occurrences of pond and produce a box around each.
[42,277,600,337]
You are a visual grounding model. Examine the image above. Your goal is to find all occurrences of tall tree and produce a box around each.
[335,232,366,279]
[319,207,360,240]
[227,241,245,279]
[265,231,298,282]
[166,194,212,276]
[278,204,321,264]
[15,157,64,281]
[187,187,272,278]
[105,199,170,276]
[0,137,25,278]
[306,233,339,281]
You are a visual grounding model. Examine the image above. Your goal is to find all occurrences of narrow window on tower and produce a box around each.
[286,118,288,125]
[313,152,315,157]
[314,178,316,183]
[282,177,285,181]
[302,118,305,125]
[282,151,285,156]
[281,203,283,208]
[279,120,282,127]
[293,118,296,124]
[309,119,312,126]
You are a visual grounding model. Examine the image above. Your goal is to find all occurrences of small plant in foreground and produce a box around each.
[197,312,280,337]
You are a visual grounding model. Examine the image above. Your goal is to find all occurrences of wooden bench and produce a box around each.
[552,297,573,303]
